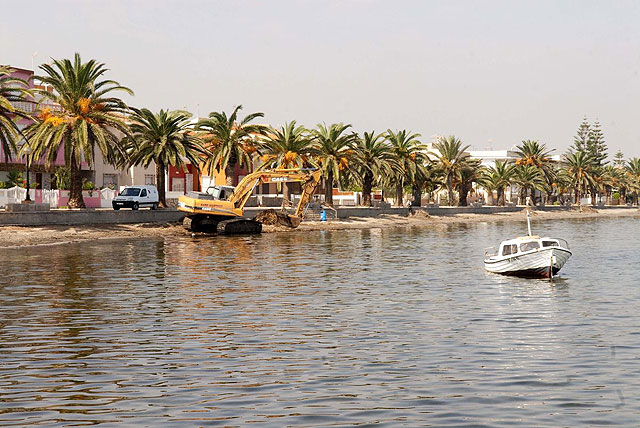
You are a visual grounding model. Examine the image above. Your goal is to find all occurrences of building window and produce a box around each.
[145,174,155,185]
[103,174,118,189]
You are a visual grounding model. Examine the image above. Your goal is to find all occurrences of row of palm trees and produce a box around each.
[2,54,640,209]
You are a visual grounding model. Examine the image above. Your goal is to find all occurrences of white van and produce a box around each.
[112,185,159,210]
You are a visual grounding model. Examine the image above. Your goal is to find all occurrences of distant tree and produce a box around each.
[455,159,484,206]
[126,108,208,207]
[196,105,266,186]
[514,139,556,204]
[513,165,547,205]
[625,157,640,205]
[312,123,357,205]
[564,151,596,204]
[350,131,397,206]
[431,135,471,206]
[587,120,608,165]
[571,116,590,153]
[385,129,425,206]
[483,160,516,206]
[613,150,625,167]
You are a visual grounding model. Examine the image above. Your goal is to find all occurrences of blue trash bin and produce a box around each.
[320,210,327,221]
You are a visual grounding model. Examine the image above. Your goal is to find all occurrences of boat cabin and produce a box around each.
[498,236,566,257]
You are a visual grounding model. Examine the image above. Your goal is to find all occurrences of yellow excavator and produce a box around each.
[177,168,323,234]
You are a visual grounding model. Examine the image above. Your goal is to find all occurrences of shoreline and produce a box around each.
[1,207,638,249]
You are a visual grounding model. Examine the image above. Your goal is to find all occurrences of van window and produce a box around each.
[502,244,518,256]
[121,188,141,197]
[140,189,147,197]
[520,241,540,252]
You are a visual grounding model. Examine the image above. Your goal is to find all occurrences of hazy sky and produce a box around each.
[2,0,640,156]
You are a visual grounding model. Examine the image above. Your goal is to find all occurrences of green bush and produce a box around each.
[6,170,24,187]
[53,167,70,190]
[612,192,620,199]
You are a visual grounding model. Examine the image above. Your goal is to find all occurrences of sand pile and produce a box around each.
[254,209,280,225]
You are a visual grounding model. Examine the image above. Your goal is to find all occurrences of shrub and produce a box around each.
[612,192,620,199]
[53,167,71,190]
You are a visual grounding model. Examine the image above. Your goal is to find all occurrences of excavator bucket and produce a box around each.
[254,209,302,228]
[277,213,301,228]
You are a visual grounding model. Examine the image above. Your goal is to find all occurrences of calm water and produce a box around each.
[1,216,640,427]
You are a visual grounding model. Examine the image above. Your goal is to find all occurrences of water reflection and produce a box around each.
[1,217,639,426]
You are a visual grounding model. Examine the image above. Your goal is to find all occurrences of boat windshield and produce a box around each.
[542,240,558,247]
[520,241,540,252]
[502,244,518,256]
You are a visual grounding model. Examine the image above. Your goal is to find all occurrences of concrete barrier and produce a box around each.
[1,204,635,227]
[0,209,184,226]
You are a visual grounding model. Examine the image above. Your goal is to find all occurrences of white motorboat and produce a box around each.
[484,211,572,278]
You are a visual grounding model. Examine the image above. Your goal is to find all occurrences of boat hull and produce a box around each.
[484,248,572,278]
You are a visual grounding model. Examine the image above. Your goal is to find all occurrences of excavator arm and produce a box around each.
[229,169,322,210]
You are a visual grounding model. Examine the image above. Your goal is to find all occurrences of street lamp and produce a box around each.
[23,145,32,203]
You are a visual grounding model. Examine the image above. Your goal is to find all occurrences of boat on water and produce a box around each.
[483,210,572,278]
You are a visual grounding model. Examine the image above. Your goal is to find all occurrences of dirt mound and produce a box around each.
[410,209,430,218]
[578,205,599,213]
[254,209,280,225]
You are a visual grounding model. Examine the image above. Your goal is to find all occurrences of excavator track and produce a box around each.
[217,218,262,235]
[183,215,219,233]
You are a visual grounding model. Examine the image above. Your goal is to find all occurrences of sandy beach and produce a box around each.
[1,207,637,249]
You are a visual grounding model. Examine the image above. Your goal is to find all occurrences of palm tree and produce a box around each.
[431,135,471,206]
[312,123,357,205]
[514,139,555,205]
[625,157,640,205]
[0,66,33,163]
[386,129,425,206]
[25,53,132,208]
[196,105,266,186]
[564,151,596,204]
[350,131,397,206]
[259,121,316,203]
[513,165,547,205]
[455,159,484,206]
[483,160,515,206]
[601,165,623,205]
[126,108,208,207]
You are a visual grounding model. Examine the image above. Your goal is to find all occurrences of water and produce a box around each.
[1,216,639,427]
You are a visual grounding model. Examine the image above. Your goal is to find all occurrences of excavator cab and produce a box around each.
[205,185,235,201]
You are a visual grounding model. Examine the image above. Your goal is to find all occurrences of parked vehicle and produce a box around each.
[112,185,159,210]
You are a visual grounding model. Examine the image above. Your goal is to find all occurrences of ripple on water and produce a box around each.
[1,218,640,426]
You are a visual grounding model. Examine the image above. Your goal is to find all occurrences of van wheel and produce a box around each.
[151,203,158,210]
[113,206,120,211]
[132,202,139,210]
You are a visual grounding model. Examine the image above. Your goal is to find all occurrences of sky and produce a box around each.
[2,0,640,157]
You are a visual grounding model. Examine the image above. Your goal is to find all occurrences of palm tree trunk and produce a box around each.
[68,155,85,209]
[324,171,334,205]
[447,173,454,206]
[225,162,235,186]
[362,171,373,207]
[412,181,422,207]
[156,161,166,208]
[497,187,505,206]
[395,180,403,207]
